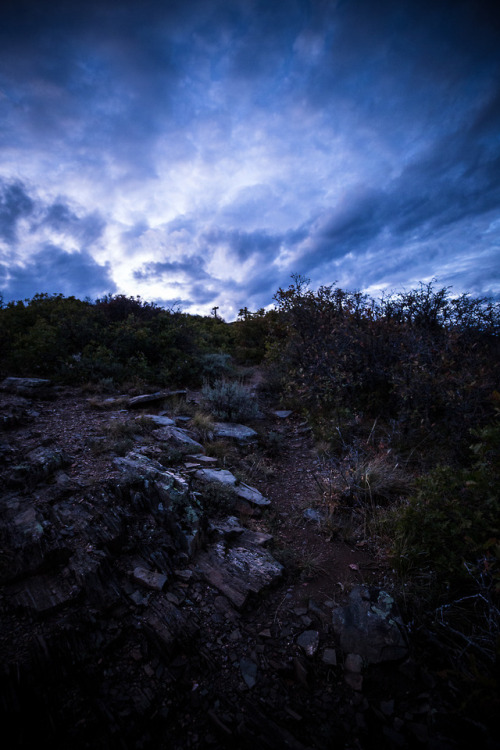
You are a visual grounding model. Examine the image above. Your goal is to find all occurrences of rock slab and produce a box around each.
[197,542,283,609]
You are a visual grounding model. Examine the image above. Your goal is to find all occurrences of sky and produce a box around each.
[1,0,499,319]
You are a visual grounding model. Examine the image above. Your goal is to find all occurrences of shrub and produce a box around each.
[194,480,238,516]
[267,276,500,459]
[391,418,500,594]
[190,411,215,443]
[201,379,260,422]
[200,352,234,382]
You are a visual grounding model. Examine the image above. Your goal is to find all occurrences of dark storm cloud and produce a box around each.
[134,255,209,281]
[203,227,283,262]
[292,81,500,286]
[0,243,116,301]
[0,178,110,302]
[41,201,106,246]
[0,179,34,242]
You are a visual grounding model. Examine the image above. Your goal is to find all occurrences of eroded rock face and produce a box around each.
[331,585,408,664]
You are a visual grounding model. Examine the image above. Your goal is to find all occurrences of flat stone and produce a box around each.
[138,414,175,426]
[153,426,204,452]
[296,630,320,657]
[322,648,337,666]
[187,454,218,463]
[128,390,186,408]
[195,467,237,486]
[235,483,270,507]
[195,469,270,507]
[273,410,292,418]
[197,542,283,610]
[213,423,258,443]
[345,653,363,673]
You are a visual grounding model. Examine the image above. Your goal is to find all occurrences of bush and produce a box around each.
[267,276,500,458]
[201,379,260,422]
[200,352,234,381]
[391,417,500,594]
[194,480,238,516]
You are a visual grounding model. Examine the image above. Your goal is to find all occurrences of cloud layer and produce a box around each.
[1,0,499,315]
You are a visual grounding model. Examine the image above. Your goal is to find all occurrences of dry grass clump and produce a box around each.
[189,411,215,443]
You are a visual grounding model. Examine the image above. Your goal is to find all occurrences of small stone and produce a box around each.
[303,508,324,523]
[239,658,258,688]
[380,699,395,717]
[345,653,363,673]
[344,672,363,691]
[132,566,167,591]
[296,630,320,657]
[322,648,337,666]
[175,569,193,581]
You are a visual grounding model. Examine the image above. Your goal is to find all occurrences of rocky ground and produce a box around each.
[0,375,498,749]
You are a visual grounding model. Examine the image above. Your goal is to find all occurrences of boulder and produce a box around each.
[114,452,172,481]
[197,541,283,609]
[151,426,204,452]
[331,585,408,664]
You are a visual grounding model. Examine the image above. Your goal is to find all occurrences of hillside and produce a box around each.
[0,282,499,748]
